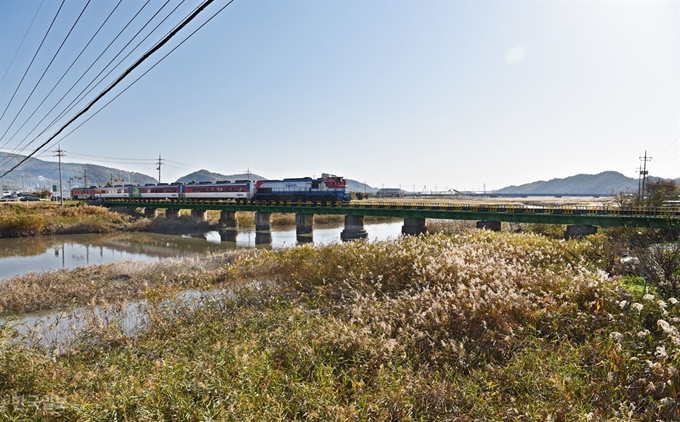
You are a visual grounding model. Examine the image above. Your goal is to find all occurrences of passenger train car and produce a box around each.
[137,183,181,199]
[70,174,350,203]
[183,180,254,201]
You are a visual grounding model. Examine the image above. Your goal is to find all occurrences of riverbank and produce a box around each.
[1,230,678,420]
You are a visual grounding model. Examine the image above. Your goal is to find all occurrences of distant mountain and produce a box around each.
[8,152,651,197]
[0,152,156,192]
[496,171,639,195]
[176,169,266,183]
[346,179,379,194]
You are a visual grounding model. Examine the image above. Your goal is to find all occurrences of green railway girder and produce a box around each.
[101,200,680,229]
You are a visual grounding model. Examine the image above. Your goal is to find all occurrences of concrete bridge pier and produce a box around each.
[255,232,272,246]
[255,212,272,232]
[191,209,207,222]
[402,218,427,236]
[165,208,180,219]
[565,225,597,240]
[341,215,368,241]
[219,211,238,228]
[297,236,313,244]
[476,220,501,231]
[144,208,157,218]
[296,213,314,243]
[219,229,238,243]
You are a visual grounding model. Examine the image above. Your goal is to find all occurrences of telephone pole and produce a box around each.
[54,146,65,206]
[638,150,652,204]
[156,154,163,183]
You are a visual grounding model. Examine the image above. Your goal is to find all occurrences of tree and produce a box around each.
[637,241,680,298]
[33,189,52,199]
[645,179,678,207]
[611,188,636,208]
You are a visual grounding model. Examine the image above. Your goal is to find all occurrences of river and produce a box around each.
[0,222,404,281]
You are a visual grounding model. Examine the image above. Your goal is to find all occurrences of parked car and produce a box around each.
[20,195,41,201]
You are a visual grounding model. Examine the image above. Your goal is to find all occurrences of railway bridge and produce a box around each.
[101,199,680,243]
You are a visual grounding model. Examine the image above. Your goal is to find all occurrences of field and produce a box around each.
[1,228,679,420]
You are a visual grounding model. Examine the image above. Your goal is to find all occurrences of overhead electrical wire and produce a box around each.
[67,151,159,164]
[67,151,159,161]
[0,0,189,170]
[0,0,154,168]
[0,0,179,172]
[0,0,45,91]
[13,0,183,157]
[0,0,232,180]
[0,0,93,145]
[0,0,125,155]
[32,0,172,136]
[0,0,66,124]
[50,0,235,149]
[655,132,680,164]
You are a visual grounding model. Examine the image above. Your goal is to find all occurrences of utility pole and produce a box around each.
[638,151,652,204]
[156,154,163,183]
[84,169,87,187]
[54,146,65,206]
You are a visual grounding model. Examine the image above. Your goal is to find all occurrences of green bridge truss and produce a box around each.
[100,199,680,229]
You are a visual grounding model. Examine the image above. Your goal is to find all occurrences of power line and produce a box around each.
[47,0,236,152]
[0,0,66,125]
[0,0,92,144]
[0,0,225,180]
[0,0,125,154]
[0,0,45,90]
[0,0,154,169]
[655,132,680,164]
[33,0,170,137]
[0,0,190,171]
[67,151,158,164]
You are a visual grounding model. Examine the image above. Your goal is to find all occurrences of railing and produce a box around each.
[103,199,680,216]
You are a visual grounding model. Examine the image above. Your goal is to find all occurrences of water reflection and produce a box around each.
[3,288,234,349]
[0,222,404,281]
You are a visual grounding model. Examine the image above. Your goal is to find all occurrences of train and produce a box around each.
[70,173,351,203]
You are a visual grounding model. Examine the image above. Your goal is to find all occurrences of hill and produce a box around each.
[176,169,266,183]
[0,152,156,192]
[346,179,379,194]
[495,171,640,195]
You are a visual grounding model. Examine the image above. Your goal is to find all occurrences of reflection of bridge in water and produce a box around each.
[102,199,680,240]
[0,232,289,281]
[0,233,238,261]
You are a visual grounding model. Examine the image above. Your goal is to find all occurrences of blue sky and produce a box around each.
[0,0,678,191]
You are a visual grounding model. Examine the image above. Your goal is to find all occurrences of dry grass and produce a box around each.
[0,231,679,419]
[1,230,678,420]
[0,202,141,237]
[0,251,247,315]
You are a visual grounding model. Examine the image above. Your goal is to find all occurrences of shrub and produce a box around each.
[0,214,46,237]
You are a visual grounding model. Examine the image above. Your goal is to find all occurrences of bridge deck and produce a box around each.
[99,199,680,229]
